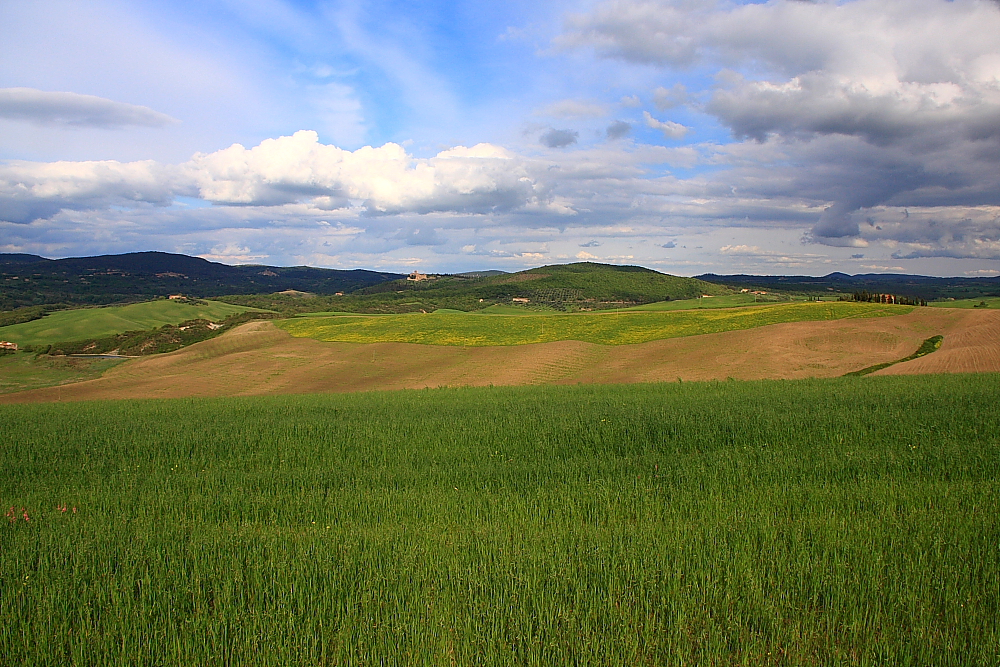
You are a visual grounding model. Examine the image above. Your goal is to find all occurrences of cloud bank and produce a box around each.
[0,88,178,128]
[552,0,1000,261]
[0,130,562,223]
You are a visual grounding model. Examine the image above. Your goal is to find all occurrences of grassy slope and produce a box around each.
[482,262,730,301]
[0,352,124,395]
[0,300,263,346]
[930,297,1000,309]
[277,301,909,346]
[625,294,776,311]
[1,376,997,664]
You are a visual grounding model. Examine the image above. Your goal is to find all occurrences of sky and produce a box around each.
[1,0,1000,277]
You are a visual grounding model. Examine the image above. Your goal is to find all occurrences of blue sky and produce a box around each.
[2,0,1000,277]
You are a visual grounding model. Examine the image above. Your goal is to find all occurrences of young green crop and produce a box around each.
[1,374,997,665]
[277,301,910,346]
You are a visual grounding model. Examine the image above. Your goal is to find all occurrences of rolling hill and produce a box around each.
[224,262,733,314]
[0,299,265,348]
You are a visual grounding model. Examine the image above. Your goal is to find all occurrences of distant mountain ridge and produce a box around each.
[0,251,404,310]
[5,250,999,312]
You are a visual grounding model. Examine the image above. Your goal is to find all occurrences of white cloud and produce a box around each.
[0,130,564,223]
[198,244,269,264]
[0,88,178,128]
[860,265,906,272]
[643,111,689,139]
[0,158,184,223]
[718,244,831,267]
[187,131,546,215]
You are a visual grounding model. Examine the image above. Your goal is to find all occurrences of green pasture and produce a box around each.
[930,297,1000,309]
[0,352,124,395]
[626,295,845,312]
[472,303,558,314]
[625,294,775,311]
[294,311,377,317]
[0,300,265,347]
[2,375,998,664]
[277,301,910,347]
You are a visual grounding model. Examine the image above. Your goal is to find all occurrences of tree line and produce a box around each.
[844,290,927,306]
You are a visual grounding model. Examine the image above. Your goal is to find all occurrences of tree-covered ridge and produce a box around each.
[0,251,403,310]
[227,262,731,315]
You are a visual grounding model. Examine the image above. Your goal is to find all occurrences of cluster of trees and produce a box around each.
[848,290,927,306]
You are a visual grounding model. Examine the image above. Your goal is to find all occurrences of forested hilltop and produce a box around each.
[219,262,731,315]
[0,251,402,311]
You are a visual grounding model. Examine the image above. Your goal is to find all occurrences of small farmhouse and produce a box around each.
[0,341,17,351]
[512,297,530,304]
[407,271,430,281]
[168,294,185,300]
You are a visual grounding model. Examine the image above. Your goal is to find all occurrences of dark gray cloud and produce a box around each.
[396,226,446,246]
[605,120,631,140]
[0,88,178,128]
[707,73,1000,146]
[540,128,579,148]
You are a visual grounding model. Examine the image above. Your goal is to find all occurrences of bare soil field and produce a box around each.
[876,308,1000,376]
[2,308,997,404]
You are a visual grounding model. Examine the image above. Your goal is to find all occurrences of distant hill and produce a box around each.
[0,251,403,310]
[0,254,48,265]
[452,270,508,278]
[698,272,1000,301]
[227,262,732,314]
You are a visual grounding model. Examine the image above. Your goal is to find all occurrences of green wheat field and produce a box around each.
[278,301,908,347]
[2,374,997,665]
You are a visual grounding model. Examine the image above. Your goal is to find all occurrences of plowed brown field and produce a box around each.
[3,308,998,404]
[875,308,1000,376]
